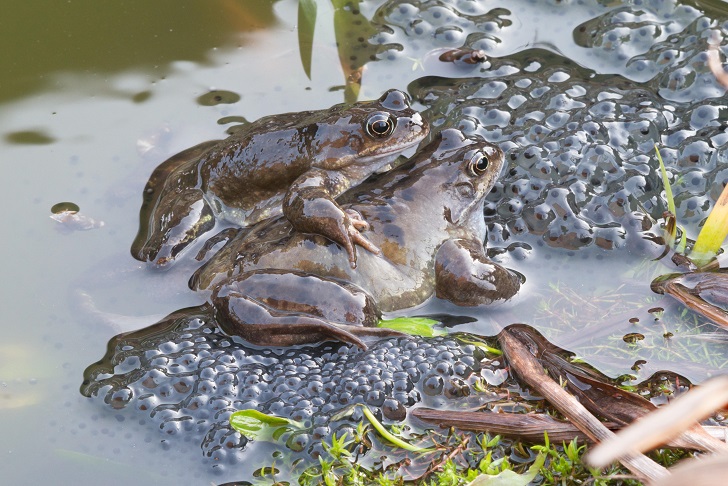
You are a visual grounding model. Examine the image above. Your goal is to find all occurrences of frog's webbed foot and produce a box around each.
[194,227,240,262]
[219,308,371,349]
[131,188,216,266]
[212,269,391,348]
[284,175,380,269]
[132,140,220,265]
[435,238,522,306]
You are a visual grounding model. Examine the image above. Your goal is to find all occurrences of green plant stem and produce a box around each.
[358,405,432,453]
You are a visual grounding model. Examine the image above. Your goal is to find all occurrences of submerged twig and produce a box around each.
[652,270,728,328]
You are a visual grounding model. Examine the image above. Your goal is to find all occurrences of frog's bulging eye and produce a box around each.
[468,153,489,176]
[366,113,395,138]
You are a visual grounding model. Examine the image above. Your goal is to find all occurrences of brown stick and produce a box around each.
[413,408,728,453]
[498,326,669,482]
[412,408,620,443]
[661,280,728,328]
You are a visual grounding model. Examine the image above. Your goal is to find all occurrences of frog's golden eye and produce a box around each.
[468,152,489,176]
[366,113,395,138]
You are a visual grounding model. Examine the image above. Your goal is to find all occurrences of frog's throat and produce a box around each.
[452,198,487,228]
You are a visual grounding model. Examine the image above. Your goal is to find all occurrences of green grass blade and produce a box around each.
[297,0,317,80]
[455,334,503,356]
[655,144,677,248]
[378,316,446,337]
[359,405,433,453]
[655,144,675,215]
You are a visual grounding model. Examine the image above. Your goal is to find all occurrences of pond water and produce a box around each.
[2,0,728,483]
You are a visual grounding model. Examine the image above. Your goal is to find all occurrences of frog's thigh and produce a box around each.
[435,239,521,306]
[212,270,381,346]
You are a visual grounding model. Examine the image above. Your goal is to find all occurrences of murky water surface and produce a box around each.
[2,0,728,483]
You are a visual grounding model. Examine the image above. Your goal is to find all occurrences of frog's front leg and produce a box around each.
[282,170,380,269]
[435,239,522,306]
[212,269,402,349]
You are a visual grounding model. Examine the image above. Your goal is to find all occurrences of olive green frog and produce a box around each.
[131,90,428,267]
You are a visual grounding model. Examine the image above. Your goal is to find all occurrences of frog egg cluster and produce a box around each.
[81,309,485,470]
[371,0,728,253]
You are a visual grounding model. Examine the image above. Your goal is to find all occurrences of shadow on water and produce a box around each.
[0,0,279,104]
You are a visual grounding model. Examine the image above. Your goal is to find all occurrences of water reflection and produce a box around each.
[0,0,279,103]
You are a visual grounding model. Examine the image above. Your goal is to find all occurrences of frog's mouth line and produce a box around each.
[356,134,424,166]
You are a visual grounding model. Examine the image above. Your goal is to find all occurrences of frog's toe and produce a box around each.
[344,228,382,269]
[344,238,358,269]
[349,227,380,256]
[345,208,370,232]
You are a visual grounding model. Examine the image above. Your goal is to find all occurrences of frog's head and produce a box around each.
[428,128,505,228]
[311,89,429,176]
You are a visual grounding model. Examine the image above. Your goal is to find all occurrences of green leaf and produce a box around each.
[297,0,317,80]
[692,180,728,265]
[455,335,503,356]
[331,0,379,102]
[359,404,433,453]
[378,316,445,337]
[229,409,305,442]
[467,453,546,486]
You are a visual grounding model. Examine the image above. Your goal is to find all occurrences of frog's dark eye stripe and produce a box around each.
[468,152,489,176]
[365,113,395,138]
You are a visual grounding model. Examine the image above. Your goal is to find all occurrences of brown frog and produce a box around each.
[190,129,522,348]
[131,90,428,267]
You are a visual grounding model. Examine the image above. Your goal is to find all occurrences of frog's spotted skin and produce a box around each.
[81,307,489,468]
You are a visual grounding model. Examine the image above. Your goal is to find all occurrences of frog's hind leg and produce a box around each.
[212,269,401,349]
[132,188,216,266]
[131,140,220,265]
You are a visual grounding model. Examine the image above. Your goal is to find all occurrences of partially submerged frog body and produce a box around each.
[131,89,428,267]
[191,129,522,348]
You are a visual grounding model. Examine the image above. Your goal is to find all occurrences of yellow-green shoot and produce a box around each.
[691,181,728,266]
